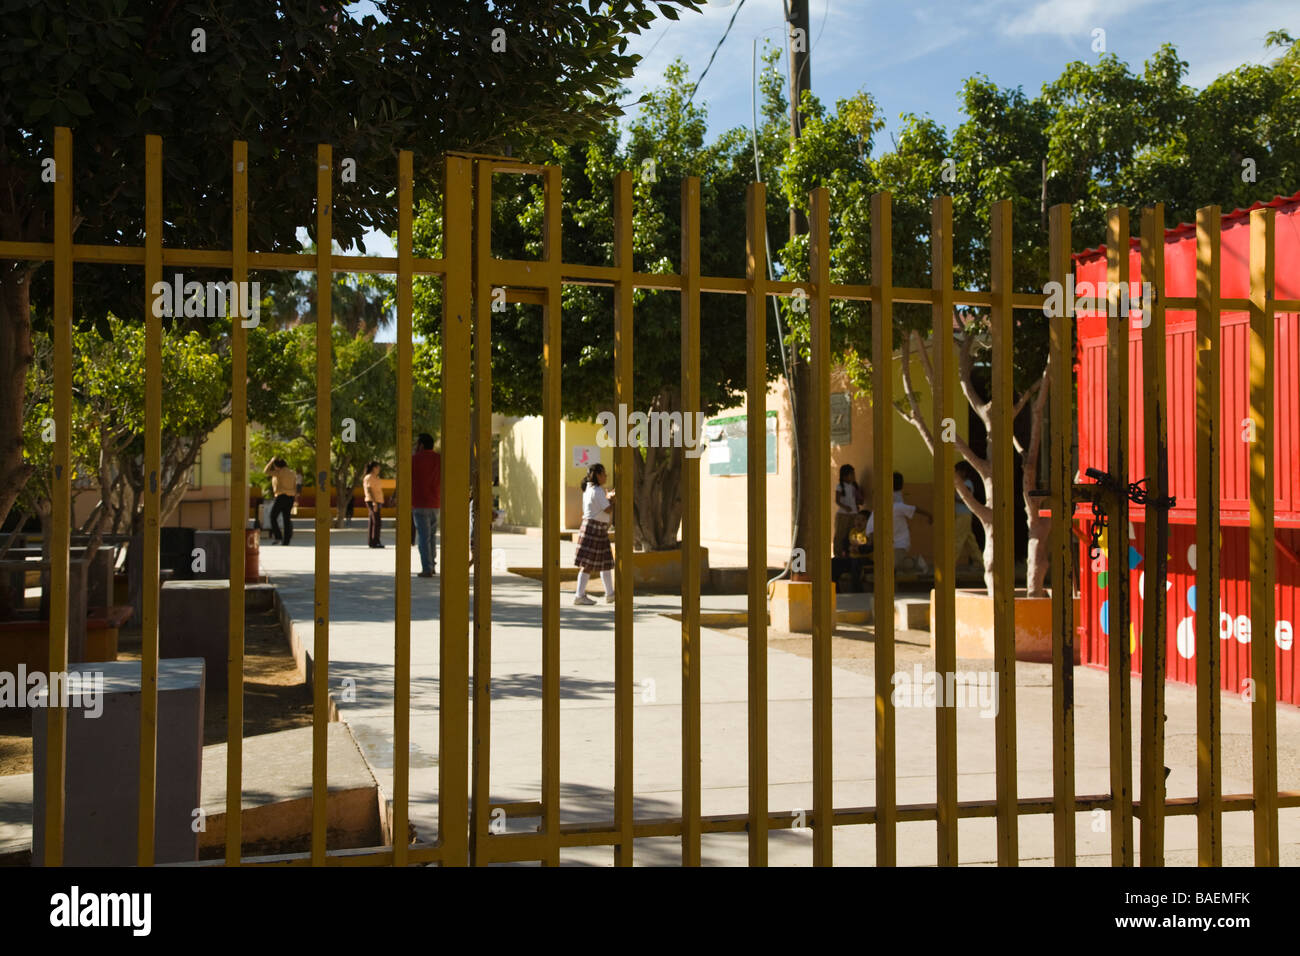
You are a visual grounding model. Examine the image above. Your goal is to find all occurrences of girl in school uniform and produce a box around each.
[573,463,615,605]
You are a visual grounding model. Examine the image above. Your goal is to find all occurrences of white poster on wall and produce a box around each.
[572,445,601,468]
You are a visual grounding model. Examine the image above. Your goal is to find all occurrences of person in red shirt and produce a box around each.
[411,433,441,576]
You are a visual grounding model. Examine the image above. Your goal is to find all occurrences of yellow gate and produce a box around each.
[2,129,1294,866]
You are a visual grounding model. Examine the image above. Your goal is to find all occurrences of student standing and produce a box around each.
[866,471,932,571]
[363,461,385,548]
[264,457,298,546]
[834,464,863,557]
[573,463,615,606]
[411,433,441,577]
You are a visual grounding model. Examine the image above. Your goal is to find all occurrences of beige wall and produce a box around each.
[492,335,966,564]
[699,380,794,564]
[499,415,545,527]
[70,417,246,532]
[498,416,609,529]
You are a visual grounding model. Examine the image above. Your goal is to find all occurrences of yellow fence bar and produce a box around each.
[1139,203,1169,866]
[989,199,1018,865]
[808,186,834,866]
[612,169,635,866]
[226,141,249,865]
[1105,206,1134,866]
[470,159,495,866]
[744,182,769,865]
[1247,206,1279,866]
[311,144,333,865]
[138,133,163,867]
[1048,202,1077,865]
[540,163,563,867]
[44,126,73,867]
[871,190,897,866]
[680,176,703,866]
[1194,204,1223,866]
[440,155,473,866]
[931,195,958,865]
[392,149,414,867]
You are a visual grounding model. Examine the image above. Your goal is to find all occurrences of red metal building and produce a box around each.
[1074,191,1300,705]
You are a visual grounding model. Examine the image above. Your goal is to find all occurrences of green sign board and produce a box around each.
[706,411,778,476]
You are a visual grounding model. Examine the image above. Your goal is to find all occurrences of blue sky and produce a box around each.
[352,0,1293,339]
[627,0,1291,144]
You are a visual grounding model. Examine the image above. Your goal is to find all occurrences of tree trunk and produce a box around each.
[0,266,36,532]
[1016,359,1053,597]
[629,388,685,550]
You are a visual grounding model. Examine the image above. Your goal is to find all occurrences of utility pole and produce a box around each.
[786,0,814,573]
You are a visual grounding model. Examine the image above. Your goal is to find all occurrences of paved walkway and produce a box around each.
[259,526,1300,866]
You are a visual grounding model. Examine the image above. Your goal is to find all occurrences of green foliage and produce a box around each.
[1,0,702,335]
[412,57,790,421]
[777,34,1300,397]
[20,314,232,529]
[250,324,438,507]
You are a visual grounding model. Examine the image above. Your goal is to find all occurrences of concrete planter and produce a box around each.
[0,613,125,675]
[929,588,1082,663]
[608,545,710,591]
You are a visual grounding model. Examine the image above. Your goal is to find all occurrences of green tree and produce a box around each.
[414,60,789,548]
[0,0,701,532]
[779,34,1300,595]
[19,315,235,539]
[253,323,439,527]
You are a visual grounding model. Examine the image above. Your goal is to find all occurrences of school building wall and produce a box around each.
[494,334,966,567]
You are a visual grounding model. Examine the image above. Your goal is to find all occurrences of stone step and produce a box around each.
[0,721,380,864]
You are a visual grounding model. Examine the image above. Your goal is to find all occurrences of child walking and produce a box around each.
[573,463,615,606]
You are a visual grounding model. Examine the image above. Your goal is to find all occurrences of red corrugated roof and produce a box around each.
[1072,188,1300,262]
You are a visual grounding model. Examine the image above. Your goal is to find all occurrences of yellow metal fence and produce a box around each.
[3,128,1297,866]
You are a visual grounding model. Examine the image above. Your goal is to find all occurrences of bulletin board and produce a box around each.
[706,411,777,476]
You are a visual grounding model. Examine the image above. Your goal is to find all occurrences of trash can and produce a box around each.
[244,520,260,583]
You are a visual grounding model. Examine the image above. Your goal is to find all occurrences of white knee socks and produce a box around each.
[600,569,614,599]
[576,570,590,598]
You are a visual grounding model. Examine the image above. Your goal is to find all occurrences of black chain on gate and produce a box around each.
[1082,468,1176,560]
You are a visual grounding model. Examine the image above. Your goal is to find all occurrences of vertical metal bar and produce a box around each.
[744,182,769,866]
[311,144,333,865]
[440,155,473,866]
[870,191,897,866]
[1048,202,1077,865]
[470,160,494,866]
[139,133,163,867]
[808,186,834,867]
[44,126,73,867]
[681,176,703,867]
[1248,207,1279,866]
[540,163,562,867]
[931,195,958,866]
[989,198,1018,866]
[392,149,414,867]
[226,141,249,865]
[1104,206,1134,866]
[1194,205,1223,866]
[612,170,635,866]
[1139,204,1169,866]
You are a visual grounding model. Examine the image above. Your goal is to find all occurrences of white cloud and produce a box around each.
[1001,0,1161,38]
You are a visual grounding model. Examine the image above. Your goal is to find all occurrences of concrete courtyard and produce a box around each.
[259,524,1300,866]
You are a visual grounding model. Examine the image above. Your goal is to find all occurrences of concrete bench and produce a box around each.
[32,657,205,865]
[159,580,277,692]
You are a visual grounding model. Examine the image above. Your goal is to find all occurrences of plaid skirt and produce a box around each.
[573,518,614,572]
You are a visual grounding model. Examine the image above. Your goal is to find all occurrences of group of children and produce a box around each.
[570,460,982,608]
[835,464,932,574]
